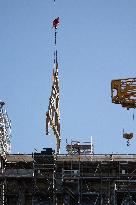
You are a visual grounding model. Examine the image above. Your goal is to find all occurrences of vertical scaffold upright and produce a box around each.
[0,101,11,155]
[0,101,11,205]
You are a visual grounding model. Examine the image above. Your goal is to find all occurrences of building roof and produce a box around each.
[4,154,33,163]
[57,154,136,162]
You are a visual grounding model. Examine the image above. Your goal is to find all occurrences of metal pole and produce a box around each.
[78,151,81,204]
[1,158,5,205]
[53,153,57,205]
[100,162,103,205]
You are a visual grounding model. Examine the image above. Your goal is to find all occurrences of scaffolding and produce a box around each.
[0,152,136,204]
[32,148,55,205]
[55,154,136,205]
[0,101,11,155]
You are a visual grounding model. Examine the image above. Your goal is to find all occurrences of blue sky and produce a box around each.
[0,0,136,154]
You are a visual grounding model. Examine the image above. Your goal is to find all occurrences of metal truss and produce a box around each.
[111,78,136,109]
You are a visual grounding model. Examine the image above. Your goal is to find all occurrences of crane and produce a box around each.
[111,78,136,146]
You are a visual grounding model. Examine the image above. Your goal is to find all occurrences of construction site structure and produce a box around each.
[0,148,136,204]
[111,78,136,146]
[46,19,61,154]
[1,0,136,203]
[111,78,136,110]
[46,50,61,154]
[0,101,11,155]
[66,139,94,155]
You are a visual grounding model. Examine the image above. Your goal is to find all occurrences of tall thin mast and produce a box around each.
[46,9,61,154]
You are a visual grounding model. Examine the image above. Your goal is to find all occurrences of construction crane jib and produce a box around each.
[111,78,136,110]
[111,77,136,146]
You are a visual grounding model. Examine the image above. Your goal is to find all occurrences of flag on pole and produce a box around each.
[52,17,59,28]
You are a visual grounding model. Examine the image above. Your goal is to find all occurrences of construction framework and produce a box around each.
[0,101,11,155]
[111,78,136,109]
[0,150,136,205]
